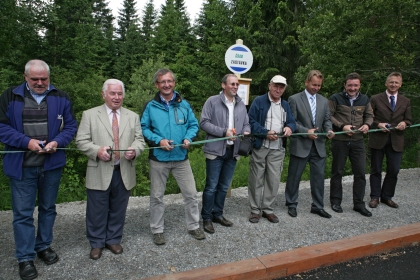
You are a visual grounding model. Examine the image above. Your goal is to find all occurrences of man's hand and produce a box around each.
[160,139,174,151]
[343,125,356,136]
[124,147,136,160]
[28,139,43,152]
[395,122,407,131]
[283,127,292,137]
[38,141,58,154]
[378,122,390,132]
[97,146,112,161]
[181,139,190,149]
[226,128,237,141]
[307,128,318,140]
[358,124,369,134]
[266,130,278,141]
[327,130,335,139]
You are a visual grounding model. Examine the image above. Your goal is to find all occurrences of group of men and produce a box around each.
[0,60,412,280]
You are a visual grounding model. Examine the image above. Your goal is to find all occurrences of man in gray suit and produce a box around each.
[76,79,145,260]
[285,70,334,218]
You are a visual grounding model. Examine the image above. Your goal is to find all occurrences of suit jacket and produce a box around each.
[76,104,145,190]
[368,92,411,152]
[288,91,332,158]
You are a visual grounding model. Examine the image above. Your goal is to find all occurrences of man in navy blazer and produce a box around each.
[368,72,412,209]
[285,70,334,218]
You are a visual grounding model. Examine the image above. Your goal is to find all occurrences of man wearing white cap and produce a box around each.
[247,75,296,223]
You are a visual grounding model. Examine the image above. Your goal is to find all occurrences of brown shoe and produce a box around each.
[90,248,103,260]
[381,198,399,208]
[369,198,379,208]
[105,244,123,254]
[249,213,260,223]
[262,211,279,223]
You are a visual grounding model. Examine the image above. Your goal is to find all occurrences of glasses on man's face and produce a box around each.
[157,80,174,85]
[229,83,239,87]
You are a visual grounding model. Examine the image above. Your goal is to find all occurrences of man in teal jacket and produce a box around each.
[141,68,205,245]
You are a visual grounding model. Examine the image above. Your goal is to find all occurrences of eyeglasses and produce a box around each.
[156,80,174,85]
[228,83,240,86]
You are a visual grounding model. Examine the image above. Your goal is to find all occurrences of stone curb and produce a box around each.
[144,222,420,280]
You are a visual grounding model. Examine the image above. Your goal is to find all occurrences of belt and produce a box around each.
[114,165,120,170]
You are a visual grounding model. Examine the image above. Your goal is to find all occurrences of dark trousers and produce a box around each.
[285,143,326,211]
[86,168,130,248]
[370,136,402,200]
[330,140,366,208]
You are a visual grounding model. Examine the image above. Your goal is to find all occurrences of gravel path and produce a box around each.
[1,168,419,279]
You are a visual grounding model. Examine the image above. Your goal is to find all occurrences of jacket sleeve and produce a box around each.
[283,101,296,133]
[363,101,374,127]
[184,102,199,142]
[0,88,32,149]
[140,102,163,146]
[200,98,226,137]
[76,111,101,161]
[328,97,344,131]
[131,115,146,159]
[50,95,78,147]
[248,98,268,138]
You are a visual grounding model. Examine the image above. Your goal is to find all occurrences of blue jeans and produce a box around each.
[201,147,237,221]
[10,166,63,262]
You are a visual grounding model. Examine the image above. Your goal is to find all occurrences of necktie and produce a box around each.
[112,110,120,163]
[390,96,396,111]
[310,95,316,125]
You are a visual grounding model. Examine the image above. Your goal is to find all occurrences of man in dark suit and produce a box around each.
[368,72,412,208]
[285,70,334,218]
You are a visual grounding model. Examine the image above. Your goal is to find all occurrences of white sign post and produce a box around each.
[224,44,253,74]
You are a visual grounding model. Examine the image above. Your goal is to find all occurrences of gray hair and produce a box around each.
[25,59,50,76]
[386,72,403,82]
[153,69,175,83]
[102,79,125,97]
[221,74,237,84]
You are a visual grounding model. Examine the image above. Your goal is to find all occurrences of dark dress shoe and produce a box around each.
[249,213,260,223]
[19,261,38,280]
[262,211,279,223]
[288,207,297,217]
[90,248,103,260]
[331,204,343,213]
[310,209,332,218]
[203,220,215,234]
[369,198,379,208]
[381,198,399,208]
[212,216,233,227]
[353,207,372,217]
[105,244,123,254]
[37,247,59,265]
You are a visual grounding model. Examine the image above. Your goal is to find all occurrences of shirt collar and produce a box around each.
[268,92,281,105]
[105,105,121,115]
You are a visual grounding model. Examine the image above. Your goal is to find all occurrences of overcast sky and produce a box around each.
[108,0,204,23]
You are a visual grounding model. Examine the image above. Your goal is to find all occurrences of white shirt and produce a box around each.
[263,95,284,149]
[224,94,235,145]
[386,90,398,104]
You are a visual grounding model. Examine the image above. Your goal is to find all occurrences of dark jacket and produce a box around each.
[248,93,296,149]
[329,91,373,141]
[0,83,78,179]
[368,92,412,152]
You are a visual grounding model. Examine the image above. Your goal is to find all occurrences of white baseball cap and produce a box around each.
[270,75,287,85]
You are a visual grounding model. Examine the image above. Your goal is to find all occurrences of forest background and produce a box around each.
[0,0,419,210]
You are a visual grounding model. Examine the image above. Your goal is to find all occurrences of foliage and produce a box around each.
[0,0,420,210]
